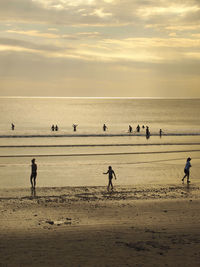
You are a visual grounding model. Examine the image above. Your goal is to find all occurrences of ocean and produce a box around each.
[0,98,200,189]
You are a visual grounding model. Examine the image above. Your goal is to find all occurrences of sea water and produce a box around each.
[0,98,200,189]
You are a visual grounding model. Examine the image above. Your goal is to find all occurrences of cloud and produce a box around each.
[61,31,103,40]
[2,33,200,64]
[1,0,200,96]
[6,30,59,39]
[137,4,200,18]
[0,0,200,29]
[0,0,116,26]
[90,9,112,18]
[48,28,59,31]
[0,37,67,52]
[165,25,200,31]
[1,49,200,97]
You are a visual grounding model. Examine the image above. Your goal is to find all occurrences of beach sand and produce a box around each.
[0,185,200,267]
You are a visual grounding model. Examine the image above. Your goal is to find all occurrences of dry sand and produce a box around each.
[0,185,200,267]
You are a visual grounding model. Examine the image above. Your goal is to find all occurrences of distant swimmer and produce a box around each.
[55,125,58,131]
[11,123,15,130]
[182,157,192,184]
[73,124,78,132]
[128,125,133,133]
[159,129,162,137]
[30,158,37,188]
[146,126,150,139]
[51,125,55,131]
[136,125,140,133]
[103,166,117,191]
[103,124,107,132]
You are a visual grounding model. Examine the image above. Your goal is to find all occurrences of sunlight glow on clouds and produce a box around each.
[7,30,59,39]
[138,5,200,17]
[1,0,200,96]
[0,45,36,53]
[33,0,96,9]
[91,9,112,18]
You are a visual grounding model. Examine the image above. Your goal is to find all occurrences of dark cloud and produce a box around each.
[0,0,200,28]
[0,0,113,25]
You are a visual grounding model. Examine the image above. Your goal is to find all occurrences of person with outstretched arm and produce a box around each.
[103,166,116,191]
[73,124,78,132]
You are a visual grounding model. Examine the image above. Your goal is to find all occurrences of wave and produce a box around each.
[1,142,200,148]
[0,149,200,158]
[0,133,200,138]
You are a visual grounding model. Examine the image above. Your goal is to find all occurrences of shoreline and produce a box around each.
[0,183,199,199]
[1,133,200,138]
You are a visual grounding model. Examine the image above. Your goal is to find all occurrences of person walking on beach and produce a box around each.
[30,158,37,188]
[51,124,55,131]
[103,166,116,191]
[55,125,58,131]
[103,124,107,132]
[182,157,192,184]
[11,123,15,130]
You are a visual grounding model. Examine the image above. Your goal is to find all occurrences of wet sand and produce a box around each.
[0,185,200,266]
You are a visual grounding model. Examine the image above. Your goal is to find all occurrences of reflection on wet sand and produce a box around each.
[31,187,36,198]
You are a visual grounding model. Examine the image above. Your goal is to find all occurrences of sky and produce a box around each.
[0,0,200,97]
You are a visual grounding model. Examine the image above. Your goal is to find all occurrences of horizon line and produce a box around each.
[0,96,200,100]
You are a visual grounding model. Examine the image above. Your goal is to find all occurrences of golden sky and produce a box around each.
[1,0,200,97]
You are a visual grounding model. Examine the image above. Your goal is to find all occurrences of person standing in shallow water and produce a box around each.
[73,124,78,132]
[159,129,162,137]
[146,126,150,139]
[182,157,192,184]
[30,158,37,188]
[128,125,132,133]
[103,166,116,191]
[136,124,140,133]
[103,124,107,132]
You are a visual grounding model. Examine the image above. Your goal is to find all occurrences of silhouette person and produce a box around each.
[72,124,78,132]
[30,158,37,188]
[128,125,132,133]
[103,124,107,132]
[142,125,145,129]
[159,129,162,137]
[146,126,150,139]
[136,125,140,133]
[11,123,15,130]
[55,125,58,131]
[103,166,116,191]
[182,157,192,184]
[51,125,55,131]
